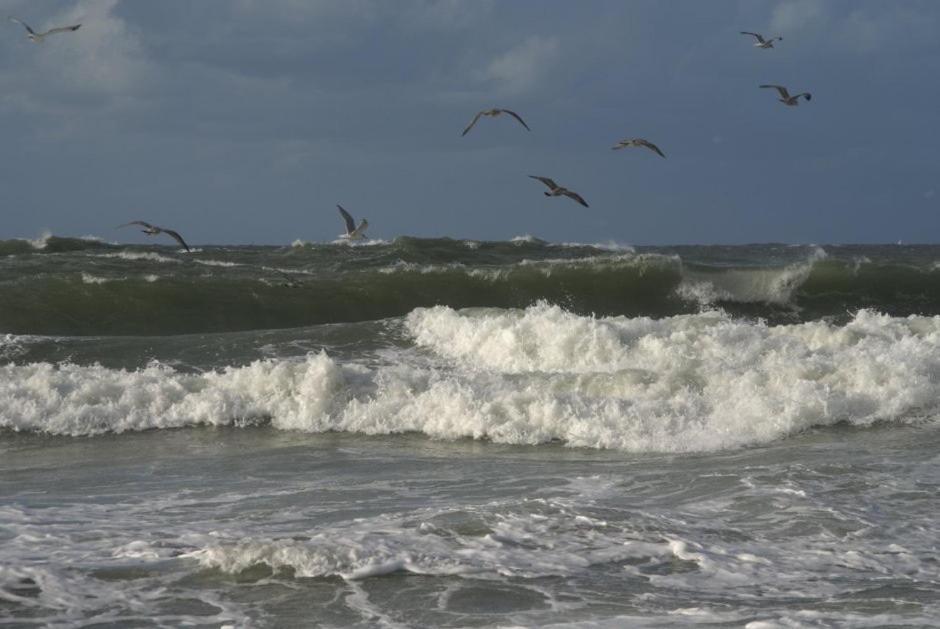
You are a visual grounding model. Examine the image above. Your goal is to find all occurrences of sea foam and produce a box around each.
[3,305,940,450]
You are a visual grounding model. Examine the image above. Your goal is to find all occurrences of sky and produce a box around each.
[1,0,938,246]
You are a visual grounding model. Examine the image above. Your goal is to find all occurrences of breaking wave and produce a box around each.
[3,305,939,450]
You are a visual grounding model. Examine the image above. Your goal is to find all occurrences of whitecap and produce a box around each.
[96,251,181,264]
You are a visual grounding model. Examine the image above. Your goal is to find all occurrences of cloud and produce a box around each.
[0,0,155,125]
[833,5,939,53]
[481,35,560,96]
[45,0,154,95]
[770,0,829,33]
[769,1,939,54]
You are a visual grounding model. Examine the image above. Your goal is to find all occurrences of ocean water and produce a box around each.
[2,236,939,627]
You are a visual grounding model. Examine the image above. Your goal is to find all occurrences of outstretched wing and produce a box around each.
[760,84,791,100]
[118,220,154,230]
[337,204,356,233]
[500,109,531,131]
[637,139,666,158]
[41,24,81,37]
[161,228,191,252]
[528,175,557,191]
[563,190,589,208]
[9,17,35,35]
[740,31,765,43]
[461,110,485,136]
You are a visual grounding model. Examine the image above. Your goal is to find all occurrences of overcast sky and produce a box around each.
[1,0,938,245]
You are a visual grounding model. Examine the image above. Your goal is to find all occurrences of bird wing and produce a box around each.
[637,139,666,158]
[9,17,35,35]
[461,111,485,136]
[760,84,791,99]
[161,228,191,252]
[500,109,531,131]
[528,175,558,191]
[40,24,81,36]
[740,31,765,43]
[118,220,154,230]
[563,190,589,208]
[337,205,356,233]
[797,92,812,101]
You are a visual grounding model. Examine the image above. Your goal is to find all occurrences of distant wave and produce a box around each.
[4,239,940,335]
[3,306,939,450]
[676,247,827,306]
[0,235,113,256]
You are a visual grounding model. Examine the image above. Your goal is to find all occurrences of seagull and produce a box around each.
[612,138,666,158]
[740,32,782,49]
[9,17,81,43]
[528,176,589,208]
[760,84,812,106]
[462,108,530,136]
[337,205,368,240]
[118,221,191,252]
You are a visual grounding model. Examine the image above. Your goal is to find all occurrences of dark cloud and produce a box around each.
[1,0,938,245]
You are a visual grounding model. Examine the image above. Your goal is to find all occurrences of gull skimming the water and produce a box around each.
[740,31,782,49]
[528,176,589,208]
[337,205,368,240]
[118,221,191,252]
[462,109,530,136]
[612,138,666,158]
[9,17,81,42]
[760,84,812,106]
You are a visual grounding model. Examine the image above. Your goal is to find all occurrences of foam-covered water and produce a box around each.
[3,239,940,626]
[4,306,939,452]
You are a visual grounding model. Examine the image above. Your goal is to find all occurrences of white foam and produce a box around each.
[80,273,111,285]
[4,306,940,450]
[187,499,659,581]
[375,254,673,281]
[510,234,543,244]
[195,259,241,268]
[96,251,181,264]
[0,352,344,436]
[558,240,636,253]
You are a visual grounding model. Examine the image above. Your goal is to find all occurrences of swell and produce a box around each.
[0,236,114,256]
[0,256,684,335]
[4,242,940,335]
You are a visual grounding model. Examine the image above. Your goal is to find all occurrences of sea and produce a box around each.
[1,234,938,628]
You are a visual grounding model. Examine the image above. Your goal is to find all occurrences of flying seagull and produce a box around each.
[760,84,812,106]
[9,17,81,43]
[528,176,589,208]
[462,108,530,136]
[118,221,191,252]
[612,138,666,158]
[337,205,368,240]
[740,31,782,49]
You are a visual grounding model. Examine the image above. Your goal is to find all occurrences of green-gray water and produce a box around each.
[2,237,939,626]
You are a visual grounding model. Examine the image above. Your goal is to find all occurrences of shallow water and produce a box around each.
[3,425,938,627]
